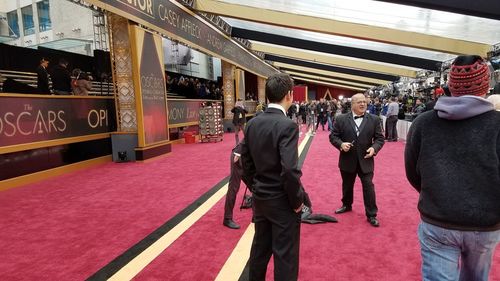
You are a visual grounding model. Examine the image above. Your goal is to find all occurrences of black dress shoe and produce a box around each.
[223,219,240,229]
[334,206,352,214]
[367,217,380,227]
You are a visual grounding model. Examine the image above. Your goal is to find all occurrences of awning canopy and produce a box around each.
[188,0,500,89]
[0,35,18,43]
[29,38,93,54]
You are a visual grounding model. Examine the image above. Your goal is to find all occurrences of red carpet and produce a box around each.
[295,129,500,281]
[0,129,498,280]
[0,135,236,281]
[133,125,310,280]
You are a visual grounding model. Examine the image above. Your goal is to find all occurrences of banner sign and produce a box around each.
[0,96,116,147]
[132,27,169,145]
[167,99,201,126]
[167,99,256,127]
[243,100,257,115]
[88,0,277,77]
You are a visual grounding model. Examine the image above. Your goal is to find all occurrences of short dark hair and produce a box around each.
[265,73,293,103]
[452,55,483,66]
[59,58,68,65]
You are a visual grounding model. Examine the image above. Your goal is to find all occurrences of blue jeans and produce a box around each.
[418,221,500,281]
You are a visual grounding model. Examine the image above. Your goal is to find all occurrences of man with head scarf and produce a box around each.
[405,55,500,281]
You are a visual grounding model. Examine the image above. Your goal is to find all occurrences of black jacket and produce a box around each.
[241,107,304,209]
[50,65,71,92]
[330,113,385,173]
[36,65,50,94]
[231,106,247,126]
[405,109,500,231]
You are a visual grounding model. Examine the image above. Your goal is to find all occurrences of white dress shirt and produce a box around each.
[268,103,287,116]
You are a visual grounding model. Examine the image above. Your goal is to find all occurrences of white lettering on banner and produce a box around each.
[141,74,165,101]
[4,112,15,137]
[207,34,223,51]
[88,110,108,129]
[17,112,31,136]
[158,5,180,28]
[34,110,49,134]
[0,109,67,137]
[57,111,67,131]
[169,107,184,121]
[181,18,201,39]
[48,111,58,133]
[186,108,196,119]
[123,0,153,16]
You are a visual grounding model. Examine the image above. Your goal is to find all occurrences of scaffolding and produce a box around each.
[170,41,180,73]
[93,11,108,51]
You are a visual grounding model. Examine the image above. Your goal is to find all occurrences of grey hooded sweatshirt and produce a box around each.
[405,95,500,231]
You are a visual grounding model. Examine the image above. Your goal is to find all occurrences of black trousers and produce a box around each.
[224,153,242,220]
[315,114,326,130]
[234,124,244,145]
[386,115,398,141]
[249,197,301,281]
[340,164,378,218]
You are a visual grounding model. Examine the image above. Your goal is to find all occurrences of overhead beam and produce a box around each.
[292,77,368,92]
[285,70,375,89]
[280,67,380,86]
[252,42,417,78]
[375,0,500,21]
[274,62,389,86]
[194,0,491,56]
[266,54,399,81]
[233,28,442,71]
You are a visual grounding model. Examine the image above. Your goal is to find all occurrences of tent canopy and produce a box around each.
[187,0,500,89]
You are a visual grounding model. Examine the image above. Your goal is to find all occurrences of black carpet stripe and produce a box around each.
[298,134,314,170]
[86,176,230,281]
[238,134,314,281]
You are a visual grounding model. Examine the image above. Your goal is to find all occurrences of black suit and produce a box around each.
[50,65,71,94]
[330,112,384,217]
[36,65,50,94]
[242,107,304,281]
[224,143,243,220]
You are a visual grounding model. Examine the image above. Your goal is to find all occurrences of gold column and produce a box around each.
[257,76,266,104]
[107,13,137,132]
[235,68,245,101]
[222,60,235,120]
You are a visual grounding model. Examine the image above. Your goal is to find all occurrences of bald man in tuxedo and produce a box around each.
[330,93,385,227]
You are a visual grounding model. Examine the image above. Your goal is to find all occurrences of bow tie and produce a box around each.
[354,115,364,119]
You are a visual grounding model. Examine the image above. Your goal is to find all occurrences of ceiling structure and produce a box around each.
[185,0,500,91]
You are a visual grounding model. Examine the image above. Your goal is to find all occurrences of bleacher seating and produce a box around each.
[0,69,114,96]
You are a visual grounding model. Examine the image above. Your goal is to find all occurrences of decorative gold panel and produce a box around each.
[107,13,137,132]
[222,61,235,120]
[257,76,266,104]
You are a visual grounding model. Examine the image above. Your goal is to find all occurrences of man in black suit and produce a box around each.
[231,100,248,144]
[50,58,72,95]
[36,58,50,94]
[330,93,385,227]
[241,73,305,281]
[223,142,245,229]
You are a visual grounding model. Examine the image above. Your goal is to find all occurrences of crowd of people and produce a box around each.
[166,74,222,100]
[34,57,226,98]
[222,55,500,281]
[36,57,94,96]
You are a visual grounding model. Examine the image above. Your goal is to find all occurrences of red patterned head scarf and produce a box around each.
[448,55,490,97]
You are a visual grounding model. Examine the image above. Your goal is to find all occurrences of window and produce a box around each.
[37,0,51,32]
[21,5,35,36]
[6,11,19,37]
